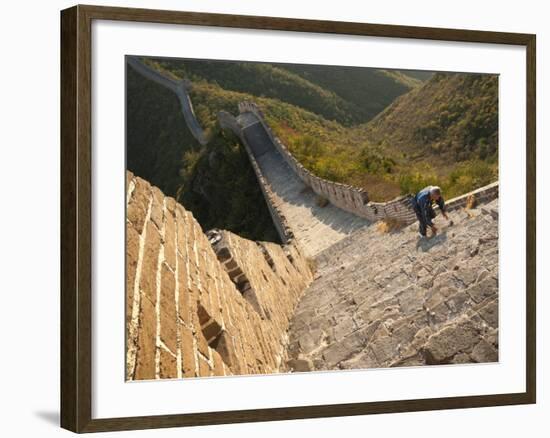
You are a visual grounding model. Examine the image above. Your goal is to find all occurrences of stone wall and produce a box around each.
[442,181,499,212]
[237,102,499,224]
[127,56,208,145]
[129,58,499,232]
[130,59,499,234]
[126,64,501,379]
[125,171,313,380]
[218,110,295,243]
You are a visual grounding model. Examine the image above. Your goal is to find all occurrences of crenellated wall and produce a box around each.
[126,66,501,379]
[236,101,499,224]
[130,60,499,259]
[441,181,499,212]
[218,110,295,244]
[237,102,416,222]
[130,57,499,233]
[125,171,313,380]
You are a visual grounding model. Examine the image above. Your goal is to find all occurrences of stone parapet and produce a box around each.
[218,110,295,243]
[237,101,498,224]
[127,56,208,145]
[126,171,312,380]
[443,182,499,212]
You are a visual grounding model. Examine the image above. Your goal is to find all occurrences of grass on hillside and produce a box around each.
[126,62,280,242]
[132,57,499,232]
[183,68,497,202]
[280,63,422,124]
[151,58,420,126]
[365,73,498,163]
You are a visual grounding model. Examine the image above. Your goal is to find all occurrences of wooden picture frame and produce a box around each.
[60,4,536,433]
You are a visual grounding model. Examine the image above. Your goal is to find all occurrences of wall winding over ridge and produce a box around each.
[129,58,499,253]
[237,102,417,223]
[125,171,313,380]
[236,102,499,223]
[125,62,501,380]
[128,56,293,244]
[218,111,295,244]
[127,57,208,145]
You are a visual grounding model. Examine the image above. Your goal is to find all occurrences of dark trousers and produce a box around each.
[414,206,436,236]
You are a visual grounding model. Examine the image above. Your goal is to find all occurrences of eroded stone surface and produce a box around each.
[128,170,499,379]
[126,172,313,380]
[285,199,499,370]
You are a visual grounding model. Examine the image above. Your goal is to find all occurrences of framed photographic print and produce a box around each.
[60,4,536,433]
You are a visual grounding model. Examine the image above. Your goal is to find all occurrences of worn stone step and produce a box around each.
[284,199,499,371]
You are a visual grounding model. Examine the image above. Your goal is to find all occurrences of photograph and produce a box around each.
[124,55,499,381]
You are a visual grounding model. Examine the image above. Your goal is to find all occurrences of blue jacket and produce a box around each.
[412,187,445,226]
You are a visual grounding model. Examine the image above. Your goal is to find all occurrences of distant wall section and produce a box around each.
[236,102,499,224]
[127,56,208,145]
[218,110,295,243]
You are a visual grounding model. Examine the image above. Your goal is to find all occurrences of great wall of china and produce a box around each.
[219,102,498,256]
[126,57,208,145]
[126,171,313,379]
[126,58,500,379]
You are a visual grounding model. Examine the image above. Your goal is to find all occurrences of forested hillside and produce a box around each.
[398,69,434,81]
[151,58,419,125]
[126,63,280,242]
[280,64,422,123]
[365,72,498,162]
[127,57,498,241]
[150,59,405,201]
[126,64,199,197]
[362,72,498,197]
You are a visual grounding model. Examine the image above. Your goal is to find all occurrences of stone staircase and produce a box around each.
[285,199,499,371]
[128,59,501,376]
[237,113,370,257]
